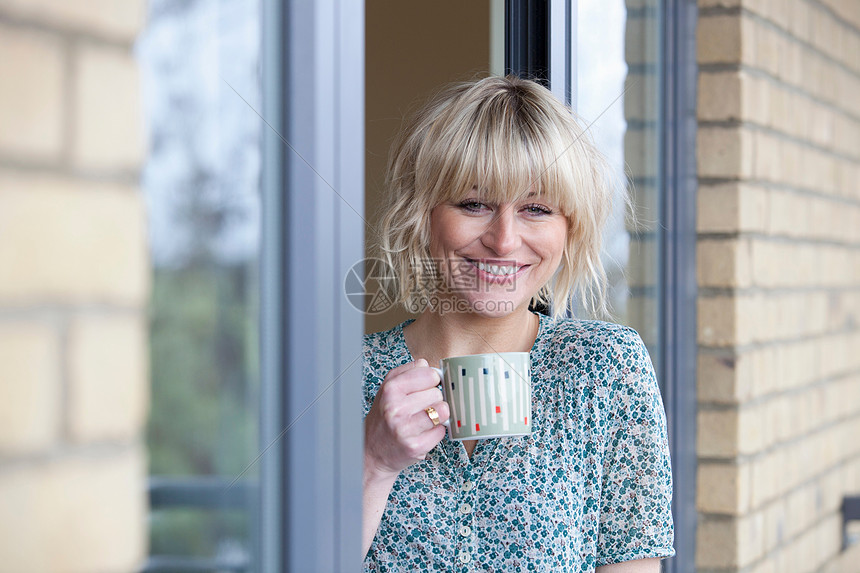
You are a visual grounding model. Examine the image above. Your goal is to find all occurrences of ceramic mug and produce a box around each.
[432,352,531,440]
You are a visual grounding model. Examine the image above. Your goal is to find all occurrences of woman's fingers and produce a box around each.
[366,359,448,472]
[413,400,450,431]
[396,386,443,414]
[381,359,441,395]
[382,359,423,382]
[411,424,447,459]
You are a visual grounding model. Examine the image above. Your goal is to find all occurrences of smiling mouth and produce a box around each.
[467,259,526,277]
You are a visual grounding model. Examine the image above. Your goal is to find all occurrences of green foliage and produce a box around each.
[147,263,259,555]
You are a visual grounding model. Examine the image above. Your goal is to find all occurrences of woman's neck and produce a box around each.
[403,307,540,366]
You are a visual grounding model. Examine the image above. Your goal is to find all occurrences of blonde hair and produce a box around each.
[376,75,617,320]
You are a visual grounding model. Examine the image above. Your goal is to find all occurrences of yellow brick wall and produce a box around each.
[697,0,860,571]
[623,0,661,348]
[0,2,149,571]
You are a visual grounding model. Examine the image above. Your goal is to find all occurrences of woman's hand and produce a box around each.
[364,359,450,479]
[363,359,449,556]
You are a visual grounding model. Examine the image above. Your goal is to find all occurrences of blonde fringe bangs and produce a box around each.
[377,76,617,320]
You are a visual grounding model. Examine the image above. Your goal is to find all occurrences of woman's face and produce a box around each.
[428,190,568,318]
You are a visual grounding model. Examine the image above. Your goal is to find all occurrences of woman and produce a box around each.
[363,76,674,572]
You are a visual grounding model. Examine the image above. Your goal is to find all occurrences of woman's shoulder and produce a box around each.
[362,319,414,379]
[539,316,647,359]
[539,317,661,422]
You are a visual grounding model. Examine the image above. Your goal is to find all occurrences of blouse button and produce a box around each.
[459,503,472,514]
[459,525,471,537]
[462,480,474,492]
[458,551,472,563]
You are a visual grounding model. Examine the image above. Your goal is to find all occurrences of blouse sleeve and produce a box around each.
[596,327,675,566]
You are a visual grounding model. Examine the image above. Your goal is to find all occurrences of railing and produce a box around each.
[142,477,254,573]
[843,495,860,550]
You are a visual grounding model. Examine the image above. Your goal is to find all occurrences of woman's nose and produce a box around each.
[480,207,521,255]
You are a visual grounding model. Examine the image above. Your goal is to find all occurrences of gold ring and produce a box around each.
[425,406,440,427]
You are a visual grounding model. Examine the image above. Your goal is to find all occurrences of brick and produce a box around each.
[819,60,839,107]
[751,450,778,507]
[624,14,658,67]
[623,72,659,123]
[627,236,659,288]
[778,139,802,188]
[0,447,146,572]
[810,4,835,55]
[696,512,764,568]
[817,465,842,515]
[68,313,148,442]
[825,542,860,573]
[765,189,807,238]
[698,183,740,233]
[624,126,660,178]
[737,402,765,455]
[769,82,790,133]
[698,238,752,288]
[697,461,752,514]
[785,483,819,539]
[740,13,757,64]
[750,345,777,398]
[754,22,779,77]
[815,515,846,571]
[698,183,769,233]
[625,294,659,348]
[697,350,755,404]
[0,23,64,161]
[763,497,788,552]
[696,516,738,568]
[627,182,660,233]
[697,126,754,179]
[0,320,60,453]
[698,296,736,347]
[0,0,145,42]
[698,71,742,121]
[753,129,783,183]
[765,394,791,446]
[699,294,758,347]
[784,41,804,88]
[749,556,776,573]
[741,0,768,20]
[698,408,739,458]
[810,102,835,148]
[741,72,771,127]
[789,0,812,43]
[72,44,144,170]
[833,115,860,158]
[698,14,742,64]
[0,171,149,305]
[845,30,860,75]
[737,509,766,567]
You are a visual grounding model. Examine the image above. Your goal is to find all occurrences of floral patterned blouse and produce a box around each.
[362,312,675,572]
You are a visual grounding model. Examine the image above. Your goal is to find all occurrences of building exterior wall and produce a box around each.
[696,0,860,571]
[0,2,149,571]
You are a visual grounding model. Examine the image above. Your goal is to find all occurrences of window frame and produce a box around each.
[506,1,698,570]
[259,0,365,570]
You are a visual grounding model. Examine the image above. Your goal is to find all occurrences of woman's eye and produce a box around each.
[459,200,488,212]
[523,203,553,215]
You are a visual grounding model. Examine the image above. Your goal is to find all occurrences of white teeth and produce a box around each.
[475,261,520,276]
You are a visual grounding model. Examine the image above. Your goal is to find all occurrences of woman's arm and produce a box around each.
[362,461,399,556]
[362,359,449,557]
[596,558,661,573]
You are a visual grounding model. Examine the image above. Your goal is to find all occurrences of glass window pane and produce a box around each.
[137,0,261,567]
[577,0,663,378]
